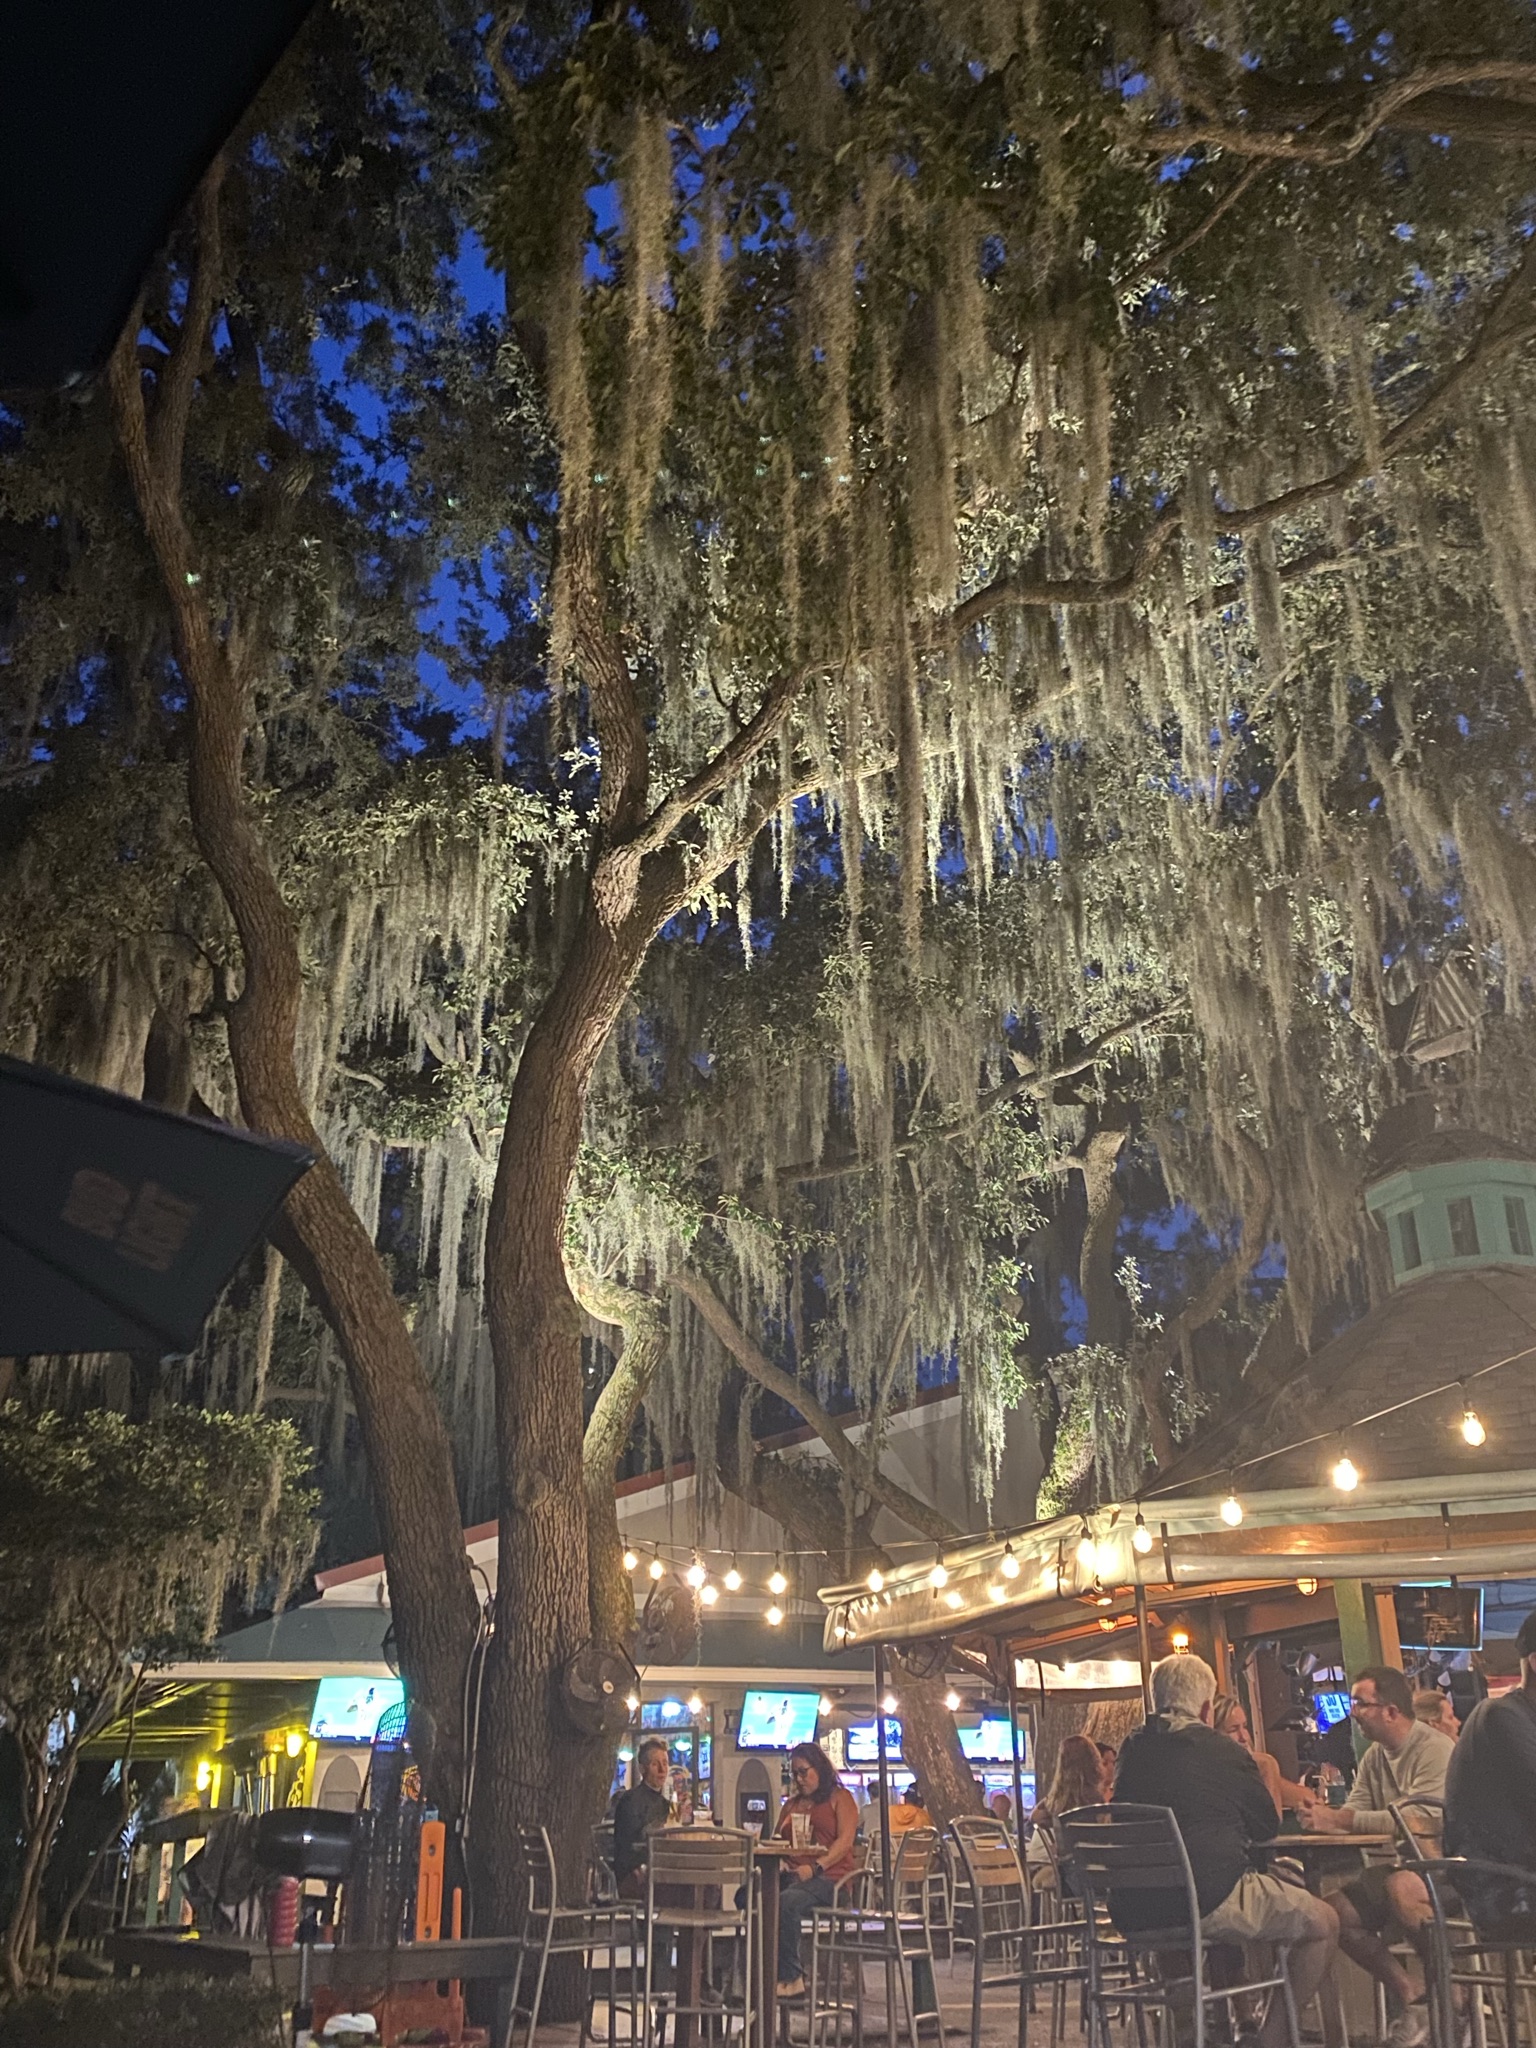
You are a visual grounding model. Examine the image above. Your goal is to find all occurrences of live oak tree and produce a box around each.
[0,1408,314,1991]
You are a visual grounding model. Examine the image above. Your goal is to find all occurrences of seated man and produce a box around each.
[1304,1665,1455,2047]
[1112,1653,1338,2048]
[613,1736,673,1897]
[1414,1688,1460,1740]
[1446,1609,1536,1944]
[888,1780,933,1834]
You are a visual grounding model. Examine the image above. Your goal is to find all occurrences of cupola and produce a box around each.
[1365,1128,1536,1288]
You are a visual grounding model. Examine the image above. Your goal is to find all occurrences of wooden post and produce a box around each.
[1134,1580,1154,1717]
[1005,1646,1026,1825]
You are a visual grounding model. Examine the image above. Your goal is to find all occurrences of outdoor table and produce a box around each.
[1266,1831,1402,2045]
[753,1835,802,2046]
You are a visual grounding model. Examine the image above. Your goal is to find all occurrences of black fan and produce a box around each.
[895,1638,951,1682]
[634,1573,701,1667]
[562,1640,641,1738]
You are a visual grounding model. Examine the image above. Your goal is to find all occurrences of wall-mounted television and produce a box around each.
[1312,1690,1352,1729]
[845,1718,903,1763]
[309,1676,405,1743]
[959,1719,1018,1762]
[736,1690,820,1751]
[1394,1584,1483,1651]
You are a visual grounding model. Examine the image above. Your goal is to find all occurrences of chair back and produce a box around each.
[589,1820,618,1901]
[516,1822,560,1921]
[950,1814,1030,1949]
[646,1824,756,1896]
[1389,1795,1444,1864]
[1054,1803,1199,1945]
[893,1825,942,1911]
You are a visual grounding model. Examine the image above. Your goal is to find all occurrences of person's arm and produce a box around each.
[815,1789,859,1875]
[1253,1747,1285,1822]
[1234,1745,1279,1844]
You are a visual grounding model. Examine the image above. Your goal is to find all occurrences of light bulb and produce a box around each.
[1461,1404,1487,1447]
[1132,1514,1153,1556]
[685,1558,707,1589]
[1221,1490,1244,1528]
[944,1587,963,1609]
[1041,1562,1060,1592]
[700,1581,720,1606]
[648,1556,666,1581]
[626,1692,641,1712]
[944,1690,961,1711]
[1076,1532,1098,1574]
[1000,1543,1021,1580]
[285,1730,305,1759]
[1170,1629,1190,1652]
[1296,1578,1319,1597]
[987,1580,1007,1603]
[866,1567,885,1592]
[724,1564,743,1592]
[928,1558,949,1588]
[765,1603,784,1626]
[1331,1453,1360,1492]
[818,1697,833,1714]
[881,1693,898,1714]
[623,1549,639,1573]
[768,1566,788,1596]
[687,1694,704,1716]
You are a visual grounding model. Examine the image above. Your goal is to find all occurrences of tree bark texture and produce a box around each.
[105,181,477,1811]
[573,1271,667,1648]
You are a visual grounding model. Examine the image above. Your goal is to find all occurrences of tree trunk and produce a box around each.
[891,1661,987,1827]
[106,224,477,1812]
[574,1272,666,1647]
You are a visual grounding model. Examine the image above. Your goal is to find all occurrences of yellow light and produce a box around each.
[944,1690,961,1711]
[987,1580,1007,1603]
[1076,1533,1098,1574]
[768,1567,788,1596]
[1220,1490,1244,1528]
[623,1549,639,1572]
[1296,1577,1319,1597]
[649,1556,666,1581]
[285,1729,305,1759]
[1170,1629,1190,1652]
[724,1565,743,1592]
[626,1692,641,1712]
[1461,1404,1487,1447]
[1331,1454,1360,1493]
[819,1696,833,1714]
[928,1560,949,1589]
[194,1760,212,1793]
[685,1559,707,1590]
[1040,1562,1060,1592]
[687,1693,704,1716]
[881,1694,898,1714]
[943,1587,963,1609]
[1132,1514,1153,1556]
[999,1544,1021,1580]
[866,1567,885,1593]
[700,1581,720,1606]
[765,1603,784,1627]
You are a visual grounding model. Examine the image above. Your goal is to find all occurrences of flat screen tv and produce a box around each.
[1394,1584,1483,1651]
[1312,1690,1352,1728]
[736,1690,820,1751]
[309,1675,405,1743]
[844,1718,903,1763]
[959,1719,1017,1762]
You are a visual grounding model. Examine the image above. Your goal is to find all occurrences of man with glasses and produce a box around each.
[1304,1665,1453,2046]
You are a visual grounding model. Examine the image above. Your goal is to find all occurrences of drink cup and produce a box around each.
[790,1812,811,1851]
[1326,1781,1347,1809]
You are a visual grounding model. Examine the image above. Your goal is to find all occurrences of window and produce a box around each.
[1507,1196,1534,1257]
[1447,1197,1480,1259]
[1396,1210,1423,1271]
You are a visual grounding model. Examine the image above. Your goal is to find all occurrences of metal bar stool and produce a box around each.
[807,1827,945,2048]
[503,1822,642,2048]
[642,1826,758,2048]
[1418,1858,1536,2048]
[949,1814,1092,2048]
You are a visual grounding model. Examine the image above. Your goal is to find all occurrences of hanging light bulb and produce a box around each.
[1331,1450,1360,1492]
[987,1579,1008,1603]
[943,1588,964,1610]
[818,1697,834,1715]
[928,1554,950,1589]
[1460,1390,1487,1447]
[625,1692,641,1712]
[944,1690,961,1711]
[1000,1541,1021,1580]
[768,1561,789,1596]
[648,1556,666,1581]
[866,1567,885,1593]
[700,1581,720,1606]
[687,1693,704,1717]
[765,1603,784,1627]
[881,1693,898,1714]
[685,1557,707,1590]
[1132,1512,1153,1556]
[1296,1577,1319,1597]
[1169,1629,1191,1652]
[623,1549,639,1573]
[724,1560,743,1592]
[1220,1486,1244,1528]
[1076,1527,1099,1574]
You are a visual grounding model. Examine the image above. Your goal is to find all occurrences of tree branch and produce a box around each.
[631,664,808,862]
[675,1269,962,1546]
[149,160,226,494]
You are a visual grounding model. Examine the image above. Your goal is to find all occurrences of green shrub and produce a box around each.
[0,1975,285,2048]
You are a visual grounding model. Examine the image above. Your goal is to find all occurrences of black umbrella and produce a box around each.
[0,1055,312,1356]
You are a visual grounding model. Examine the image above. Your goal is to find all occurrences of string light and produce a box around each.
[943,1587,964,1610]
[623,1549,639,1573]
[881,1693,898,1714]
[1296,1577,1319,1597]
[987,1579,1008,1603]
[1000,1541,1021,1580]
[724,1560,743,1592]
[700,1582,720,1606]
[944,1690,961,1711]
[1132,1512,1154,1556]
[685,1557,707,1590]
[648,1556,666,1581]
[1076,1527,1098,1574]
[866,1567,885,1592]
[1220,1484,1244,1528]
[1331,1448,1360,1492]
[928,1553,950,1589]
[765,1603,784,1627]
[1169,1629,1191,1652]
[1460,1386,1487,1446]
[625,1692,641,1712]
[768,1561,788,1597]
[687,1693,704,1717]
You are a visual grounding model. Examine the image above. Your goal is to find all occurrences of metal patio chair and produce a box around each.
[948,1813,1092,2048]
[1417,1857,1536,2048]
[807,1826,946,2048]
[642,1826,757,2048]
[503,1822,642,2048]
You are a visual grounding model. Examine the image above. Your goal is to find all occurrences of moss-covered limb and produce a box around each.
[570,1262,668,1646]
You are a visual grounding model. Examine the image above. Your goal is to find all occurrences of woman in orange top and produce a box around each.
[774,1741,859,1997]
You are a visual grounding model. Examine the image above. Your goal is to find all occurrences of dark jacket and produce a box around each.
[613,1781,672,1880]
[1108,1712,1278,1930]
[1446,1686,1536,1936]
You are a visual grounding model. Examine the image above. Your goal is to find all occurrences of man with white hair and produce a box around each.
[1111,1654,1339,2048]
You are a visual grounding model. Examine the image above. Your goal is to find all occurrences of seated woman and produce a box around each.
[1212,1693,1310,1820]
[773,1741,859,1999]
[1026,1734,1108,1890]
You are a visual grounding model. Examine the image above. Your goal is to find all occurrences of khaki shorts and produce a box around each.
[1202,1871,1336,1947]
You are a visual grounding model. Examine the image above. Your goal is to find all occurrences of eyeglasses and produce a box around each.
[1349,1696,1385,1715]
[791,1763,815,1778]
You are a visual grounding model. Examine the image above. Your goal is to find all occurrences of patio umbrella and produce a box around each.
[0,1055,313,1356]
